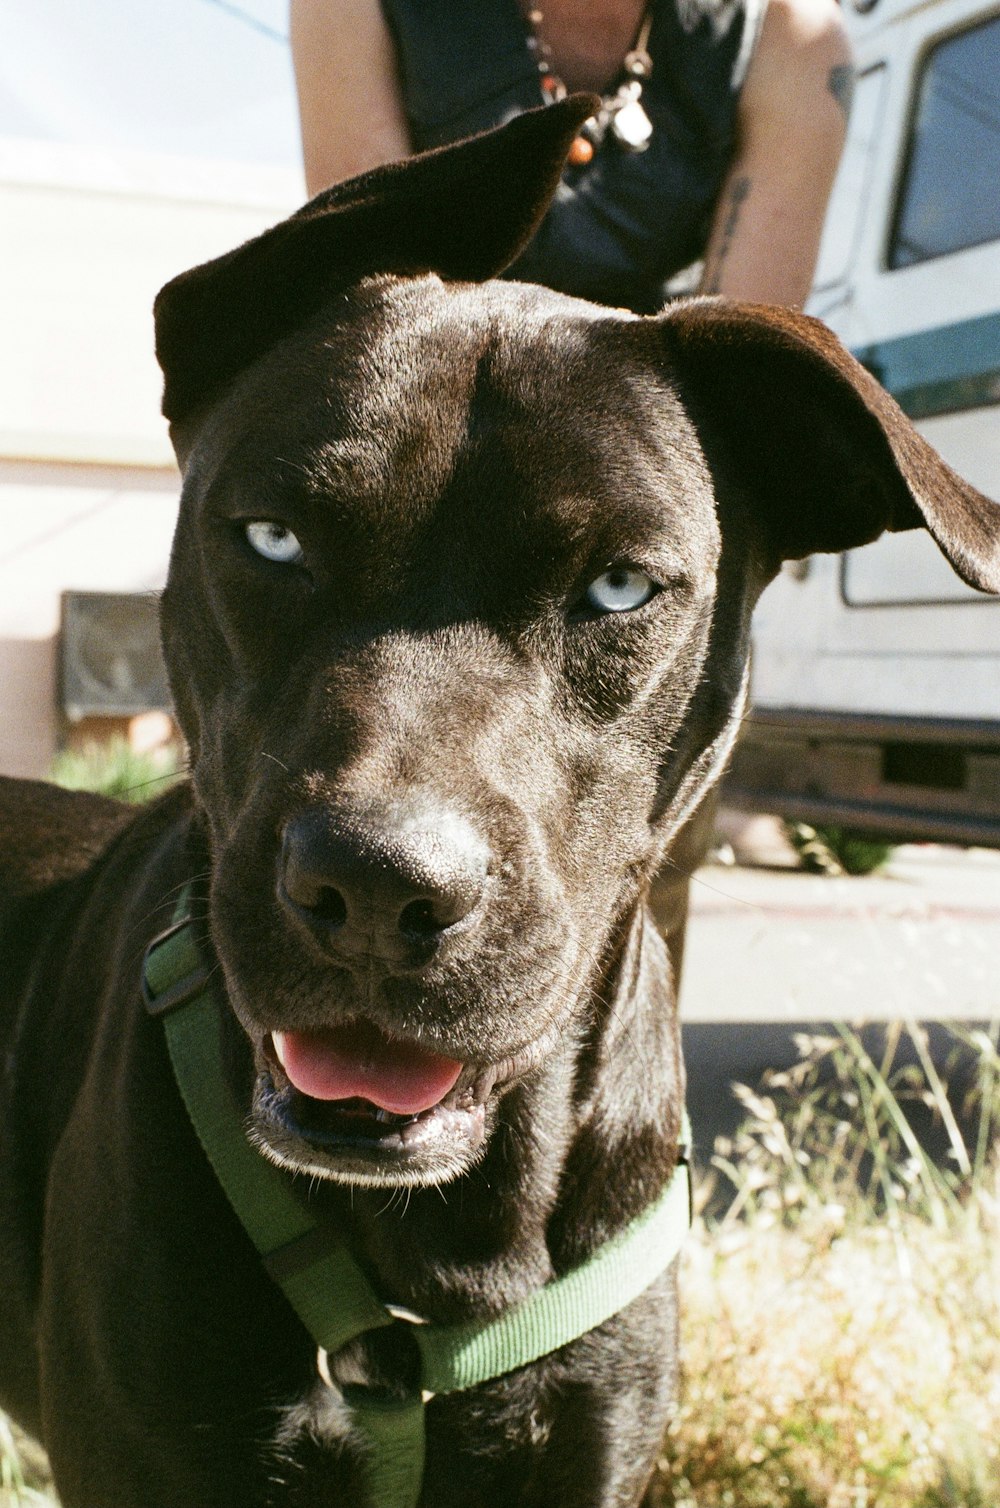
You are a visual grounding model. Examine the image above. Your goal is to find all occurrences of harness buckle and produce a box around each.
[141,918,212,1016]
[675,1136,694,1228]
[317,1342,434,1404]
[385,1303,429,1327]
[316,1305,431,1404]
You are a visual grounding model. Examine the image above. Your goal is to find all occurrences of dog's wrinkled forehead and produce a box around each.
[182,274,719,584]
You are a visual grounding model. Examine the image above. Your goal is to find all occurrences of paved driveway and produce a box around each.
[677,841,1000,1153]
[682,844,1000,1024]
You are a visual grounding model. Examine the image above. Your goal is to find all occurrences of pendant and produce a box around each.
[609,83,653,153]
[568,134,596,166]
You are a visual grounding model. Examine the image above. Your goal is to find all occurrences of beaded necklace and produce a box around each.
[523,3,655,164]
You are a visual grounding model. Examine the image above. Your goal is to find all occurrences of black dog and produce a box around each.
[1,99,997,1507]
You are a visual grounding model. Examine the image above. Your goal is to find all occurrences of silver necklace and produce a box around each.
[523,5,655,162]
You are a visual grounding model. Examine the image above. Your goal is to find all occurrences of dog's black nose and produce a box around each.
[279,807,489,960]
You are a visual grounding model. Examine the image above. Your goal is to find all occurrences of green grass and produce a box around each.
[50,736,184,804]
[787,822,896,877]
[4,1024,998,1506]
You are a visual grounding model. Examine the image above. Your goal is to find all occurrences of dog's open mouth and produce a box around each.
[254,1019,492,1185]
[273,1022,464,1113]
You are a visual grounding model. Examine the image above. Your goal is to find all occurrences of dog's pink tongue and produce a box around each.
[273,1022,462,1115]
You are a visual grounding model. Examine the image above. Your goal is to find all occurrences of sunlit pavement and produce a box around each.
[682,843,1000,1024]
[677,836,1000,1152]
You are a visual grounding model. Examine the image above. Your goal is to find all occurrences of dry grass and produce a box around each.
[653,1023,1000,1508]
[3,1026,998,1507]
[655,1183,1000,1507]
[0,1416,53,1508]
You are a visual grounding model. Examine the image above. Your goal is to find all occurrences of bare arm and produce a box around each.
[700,0,854,306]
[290,0,412,195]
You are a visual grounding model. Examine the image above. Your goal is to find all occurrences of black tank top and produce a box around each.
[380,0,761,312]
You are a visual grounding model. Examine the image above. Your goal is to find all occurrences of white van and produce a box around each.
[727,0,1000,844]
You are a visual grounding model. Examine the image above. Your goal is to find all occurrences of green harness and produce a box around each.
[142,899,691,1508]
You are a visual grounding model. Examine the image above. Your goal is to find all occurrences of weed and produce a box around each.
[654,1022,1000,1507]
[50,737,183,804]
[0,1416,53,1508]
[787,823,895,877]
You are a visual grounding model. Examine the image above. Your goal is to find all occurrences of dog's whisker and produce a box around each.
[260,751,292,774]
[604,1004,650,1072]
[648,845,769,917]
[122,903,213,970]
[125,874,213,937]
[114,770,189,800]
[684,868,768,914]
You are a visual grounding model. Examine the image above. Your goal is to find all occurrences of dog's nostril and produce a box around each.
[280,807,490,957]
[312,886,347,926]
[399,898,444,940]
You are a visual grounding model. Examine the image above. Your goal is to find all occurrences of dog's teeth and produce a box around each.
[375,1103,422,1127]
[373,1106,420,1125]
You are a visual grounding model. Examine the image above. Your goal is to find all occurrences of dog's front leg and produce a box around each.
[34,992,321,1508]
[416,1275,679,1508]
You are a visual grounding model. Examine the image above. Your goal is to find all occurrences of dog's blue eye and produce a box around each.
[245,520,304,565]
[584,567,657,614]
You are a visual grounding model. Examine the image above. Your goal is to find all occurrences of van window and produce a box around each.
[889,14,1000,268]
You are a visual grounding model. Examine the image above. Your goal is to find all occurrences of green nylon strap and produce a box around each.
[143,903,691,1508]
[414,1155,690,1393]
[344,1389,426,1508]
[162,988,392,1355]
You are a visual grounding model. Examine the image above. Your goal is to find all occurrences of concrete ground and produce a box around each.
[683,837,1000,1024]
[675,816,1000,1154]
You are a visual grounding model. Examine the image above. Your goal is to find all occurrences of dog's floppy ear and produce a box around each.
[155,95,596,428]
[660,299,1000,593]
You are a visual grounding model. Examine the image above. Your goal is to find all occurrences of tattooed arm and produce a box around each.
[701,0,854,305]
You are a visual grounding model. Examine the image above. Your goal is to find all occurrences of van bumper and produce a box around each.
[724,708,1000,847]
